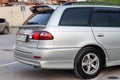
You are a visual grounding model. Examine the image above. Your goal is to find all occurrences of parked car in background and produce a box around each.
[0,18,9,34]
[14,2,120,79]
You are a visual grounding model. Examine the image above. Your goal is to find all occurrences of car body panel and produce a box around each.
[92,27,120,61]
[14,5,120,69]
[14,46,80,69]
[0,19,9,33]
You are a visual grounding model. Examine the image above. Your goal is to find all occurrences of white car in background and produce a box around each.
[0,18,9,34]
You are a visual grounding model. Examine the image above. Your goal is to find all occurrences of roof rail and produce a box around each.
[63,2,120,6]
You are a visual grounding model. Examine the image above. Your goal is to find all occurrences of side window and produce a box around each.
[0,19,5,23]
[59,8,91,26]
[92,8,120,27]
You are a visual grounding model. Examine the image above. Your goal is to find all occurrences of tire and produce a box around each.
[74,47,103,79]
[3,27,9,34]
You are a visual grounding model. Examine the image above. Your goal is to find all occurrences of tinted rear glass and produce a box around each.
[59,8,91,26]
[27,14,51,25]
[92,8,120,27]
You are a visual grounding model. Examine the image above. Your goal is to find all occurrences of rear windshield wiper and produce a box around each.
[27,22,39,25]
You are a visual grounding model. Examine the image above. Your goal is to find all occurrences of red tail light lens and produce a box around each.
[32,31,40,40]
[32,31,54,40]
[40,31,54,40]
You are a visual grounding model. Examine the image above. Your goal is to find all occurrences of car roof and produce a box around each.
[63,2,120,8]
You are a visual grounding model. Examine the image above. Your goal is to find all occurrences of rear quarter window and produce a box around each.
[59,8,91,26]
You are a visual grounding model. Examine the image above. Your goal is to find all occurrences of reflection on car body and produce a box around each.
[14,2,120,79]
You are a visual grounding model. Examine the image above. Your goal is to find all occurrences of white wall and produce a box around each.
[0,6,32,27]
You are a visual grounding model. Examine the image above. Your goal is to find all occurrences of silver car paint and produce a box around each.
[92,27,120,61]
[14,5,120,69]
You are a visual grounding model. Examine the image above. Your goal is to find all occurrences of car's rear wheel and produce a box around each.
[74,47,103,79]
[3,27,9,34]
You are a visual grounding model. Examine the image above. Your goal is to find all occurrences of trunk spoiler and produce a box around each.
[30,5,58,14]
[18,25,46,29]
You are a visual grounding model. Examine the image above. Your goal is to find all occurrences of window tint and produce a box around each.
[92,8,120,27]
[27,14,51,25]
[0,18,5,23]
[59,8,91,26]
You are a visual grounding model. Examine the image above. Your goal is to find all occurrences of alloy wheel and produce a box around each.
[81,53,99,74]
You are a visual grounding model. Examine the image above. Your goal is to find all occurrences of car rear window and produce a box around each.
[27,14,52,25]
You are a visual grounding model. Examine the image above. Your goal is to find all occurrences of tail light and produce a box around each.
[32,31,54,40]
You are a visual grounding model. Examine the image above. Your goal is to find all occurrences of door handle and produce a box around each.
[97,34,104,37]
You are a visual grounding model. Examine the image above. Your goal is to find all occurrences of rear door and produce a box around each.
[91,7,120,61]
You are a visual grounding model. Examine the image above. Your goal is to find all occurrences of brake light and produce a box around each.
[32,31,54,40]
[32,31,40,40]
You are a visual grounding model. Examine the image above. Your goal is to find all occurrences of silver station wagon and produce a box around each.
[14,2,120,79]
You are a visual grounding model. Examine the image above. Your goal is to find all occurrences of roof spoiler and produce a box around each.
[30,5,54,14]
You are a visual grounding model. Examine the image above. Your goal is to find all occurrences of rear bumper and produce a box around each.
[14,47,80,69]
[15,54,41,67]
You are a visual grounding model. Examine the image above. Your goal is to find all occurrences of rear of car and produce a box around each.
[14,5,58,67]
[0,18,9,34]
[14,5,82,69]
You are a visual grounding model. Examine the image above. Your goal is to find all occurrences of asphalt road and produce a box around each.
[1,33,120,80]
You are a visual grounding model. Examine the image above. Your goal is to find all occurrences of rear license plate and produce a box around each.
[16,35,27,42]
